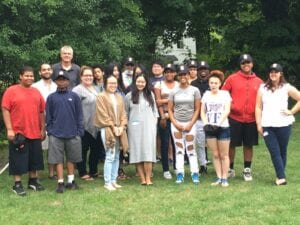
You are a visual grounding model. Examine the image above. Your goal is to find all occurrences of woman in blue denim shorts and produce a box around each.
[201,70,232,187]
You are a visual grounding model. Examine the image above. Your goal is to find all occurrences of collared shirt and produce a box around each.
[52,63,80,89]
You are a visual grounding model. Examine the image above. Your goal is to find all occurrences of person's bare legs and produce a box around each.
[56,163,64,181]
[207,139,221,178]
[218,140,230,179]
[48,164,56,177]
[243,146,253,164]
[229,146,235,168]
[67,161,75,176]
[144,162,153,185]
[137,163,146,184]
[14,175,22,182]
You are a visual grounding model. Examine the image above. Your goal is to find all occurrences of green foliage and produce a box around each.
[189,0,300,85]
[0,0,300,82]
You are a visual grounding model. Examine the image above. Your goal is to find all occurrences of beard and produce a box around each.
[41,75,52,80]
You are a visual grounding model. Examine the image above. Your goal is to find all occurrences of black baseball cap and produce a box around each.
[269,63,283,72]
[197,61,210,70]
[55,70,69,80]
[188,60,198,68]
[239,54,253,64]
[124,57,135,66]
[177,65,188,75]
[164,63,176,72]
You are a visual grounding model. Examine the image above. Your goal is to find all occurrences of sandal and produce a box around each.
[90,173,103,178]
[118,168,131,180]
[81,175,94,181]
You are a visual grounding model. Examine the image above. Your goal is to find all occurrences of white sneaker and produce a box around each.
[112,183,122,188]
[104,184,116,191]
[243,168,253,181]
[228,169,236,178]
[163,171,172,179]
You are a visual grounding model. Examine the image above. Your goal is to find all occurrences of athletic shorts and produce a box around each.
[48,135,82,164]
[9,139,44,175]
[206,127,230,140]
[229,118,258,148]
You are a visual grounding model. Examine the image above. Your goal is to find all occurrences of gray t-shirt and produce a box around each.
[169,85,201,122]
[72,84,98,138]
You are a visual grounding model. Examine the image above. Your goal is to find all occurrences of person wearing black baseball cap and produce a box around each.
[191,60,211,174]
[256,63,300,185]
[168,64,201,184]
[188,60,198,84]
[122,57,135,90]
[222,54,263,181]
[153,63,179,179]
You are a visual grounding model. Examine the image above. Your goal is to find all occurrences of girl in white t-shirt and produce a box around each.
[201,70,231,187]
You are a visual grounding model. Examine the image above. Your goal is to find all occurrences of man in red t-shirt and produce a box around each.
[2,66,46,196]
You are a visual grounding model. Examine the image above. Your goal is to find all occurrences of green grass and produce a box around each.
[0,124,300,225]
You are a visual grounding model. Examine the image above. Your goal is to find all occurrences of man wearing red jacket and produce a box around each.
[222,54,263,181]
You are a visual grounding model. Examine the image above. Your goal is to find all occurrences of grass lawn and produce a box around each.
[0,123,300,225]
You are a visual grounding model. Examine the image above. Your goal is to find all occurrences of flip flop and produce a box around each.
[81,175,94,181]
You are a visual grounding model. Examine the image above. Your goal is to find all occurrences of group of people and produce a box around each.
[2,45,300,196]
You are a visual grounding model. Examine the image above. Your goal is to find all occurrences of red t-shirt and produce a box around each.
[1,84,45,139]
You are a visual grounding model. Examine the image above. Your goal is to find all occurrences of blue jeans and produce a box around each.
[158,119,176,171]
[101,129,120,185]
[263,126,291,179]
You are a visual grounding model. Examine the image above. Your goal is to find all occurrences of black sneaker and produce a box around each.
[12,183,26,196]
[199,166,207,174]
[56,182,65,193]
[65,181,79,190]
[28,181,45,191]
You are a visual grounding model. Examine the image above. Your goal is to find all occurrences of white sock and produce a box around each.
[67,174,74,183]
[58,179,64,183]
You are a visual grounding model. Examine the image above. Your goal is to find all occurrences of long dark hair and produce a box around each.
[264,71,287,92]
[105,63,126,92]
[131,74,154,110]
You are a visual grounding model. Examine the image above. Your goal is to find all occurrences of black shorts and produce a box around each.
[9,139,44,175]
[229,118,258,148]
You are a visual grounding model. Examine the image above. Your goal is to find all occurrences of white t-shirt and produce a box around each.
[32,79,57,102]
[201,90,231,127]
[259,83,295,127]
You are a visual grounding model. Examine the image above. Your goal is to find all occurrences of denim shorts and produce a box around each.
[206,127,230,140]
